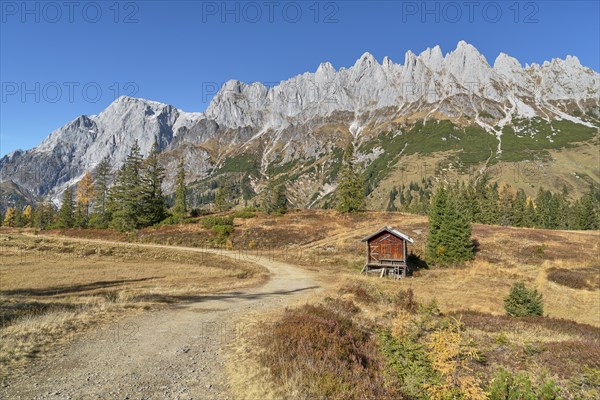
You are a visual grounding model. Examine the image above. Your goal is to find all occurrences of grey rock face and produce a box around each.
[1,41,598,202]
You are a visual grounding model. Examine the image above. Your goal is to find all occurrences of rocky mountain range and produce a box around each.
[1,41,599,209]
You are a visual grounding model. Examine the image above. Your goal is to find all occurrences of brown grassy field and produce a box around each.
[230,210,600,326]
[224,273,600,399]
[15,211,600,398]
[0,232,268,376]
[46,210,600,326]
[225,210,599,399]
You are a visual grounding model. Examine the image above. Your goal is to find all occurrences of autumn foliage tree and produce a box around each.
[3,208,16,227]
[89,158,112,228]
[76,171,96,227]
[22,205,33,227]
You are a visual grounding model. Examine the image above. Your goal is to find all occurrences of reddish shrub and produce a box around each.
[547,267,600,290]
[260,302,398,399]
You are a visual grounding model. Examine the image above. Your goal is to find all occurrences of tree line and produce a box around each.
[1,141,289,231]
[1,141,598,232]
[386,178,600,231]
[1,142,188,231]
[334,142,599,232]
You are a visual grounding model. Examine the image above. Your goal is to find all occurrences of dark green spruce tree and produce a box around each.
[109,142,143,232]
[534,187,552,228]
[576,191,599,230]
[56,187,75,228]
[512,189,527,227]
[524,196,536,228]
[426,186,448,262]
[427,186,473,265]
[139,142,167,226]
[386,187,398,212]
[262,180,288,214]
[172,157,187,218]
[451,181,473,222]
[479,183,500,225]
[336,143,364,213]
[499,184,514,227]
[13,205,24,228]
[32,202,56,229]
[443,189,473,264]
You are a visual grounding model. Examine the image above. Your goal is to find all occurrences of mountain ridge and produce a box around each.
[1,41,598,208]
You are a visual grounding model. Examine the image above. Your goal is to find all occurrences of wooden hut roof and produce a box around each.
[361,226,415,244]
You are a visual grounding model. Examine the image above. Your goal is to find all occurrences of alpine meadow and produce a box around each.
[1,1,599,399]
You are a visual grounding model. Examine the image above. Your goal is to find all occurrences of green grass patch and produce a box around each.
[201,215,234,229]
[359,120,498,192]
[500,118,597,162]
[232,210,256,219]
[266,158,299,177]
[215,153,260,175]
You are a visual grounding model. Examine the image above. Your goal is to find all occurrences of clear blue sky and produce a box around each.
[1,0,599,156]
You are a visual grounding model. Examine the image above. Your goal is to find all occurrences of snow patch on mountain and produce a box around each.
[1,41,598,201]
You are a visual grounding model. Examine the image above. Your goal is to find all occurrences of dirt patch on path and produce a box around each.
[1,237,322,399]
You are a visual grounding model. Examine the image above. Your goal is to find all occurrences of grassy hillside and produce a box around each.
[189,118,599,209]
[222,210,599,399]
[50,209,600,326]
[8,210,600,398]
[0,232,268,375]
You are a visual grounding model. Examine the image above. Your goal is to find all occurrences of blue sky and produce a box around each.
[1,0,599,156]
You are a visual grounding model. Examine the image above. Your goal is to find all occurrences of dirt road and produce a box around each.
[1,238,321,399]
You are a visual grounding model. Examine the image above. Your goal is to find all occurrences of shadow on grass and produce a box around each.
[0,277,161,297]
[130,285,320,304]
[472,238,481,255]
[407,253,428,275]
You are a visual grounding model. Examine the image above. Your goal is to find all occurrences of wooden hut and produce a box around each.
[360,226,414,279]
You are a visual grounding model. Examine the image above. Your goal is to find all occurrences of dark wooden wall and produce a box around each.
[367,232,405,263]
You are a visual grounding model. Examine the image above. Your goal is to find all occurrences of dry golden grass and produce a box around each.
[227,210,600,326]
[0,232,268,375]
[29,210,599,327]
[225,310,289,400]
[30,211,600,397]
[244,276,599,399]
[40,210,599,326]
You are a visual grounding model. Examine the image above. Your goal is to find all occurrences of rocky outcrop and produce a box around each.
[1,41,598,203]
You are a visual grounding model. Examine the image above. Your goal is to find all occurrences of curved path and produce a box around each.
[1,238,320,400]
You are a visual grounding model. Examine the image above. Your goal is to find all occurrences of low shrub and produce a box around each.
[260,302,397,400]
[426,319,487,399]
[190,208,210,218]
[488,369,562,400]
[378,329,439,399]
[547,267,599,290]
[232,210,256,219]
[201,215,234,229]
[158,215,182,225]
[211,225,234,244]
[504,282,544,317]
